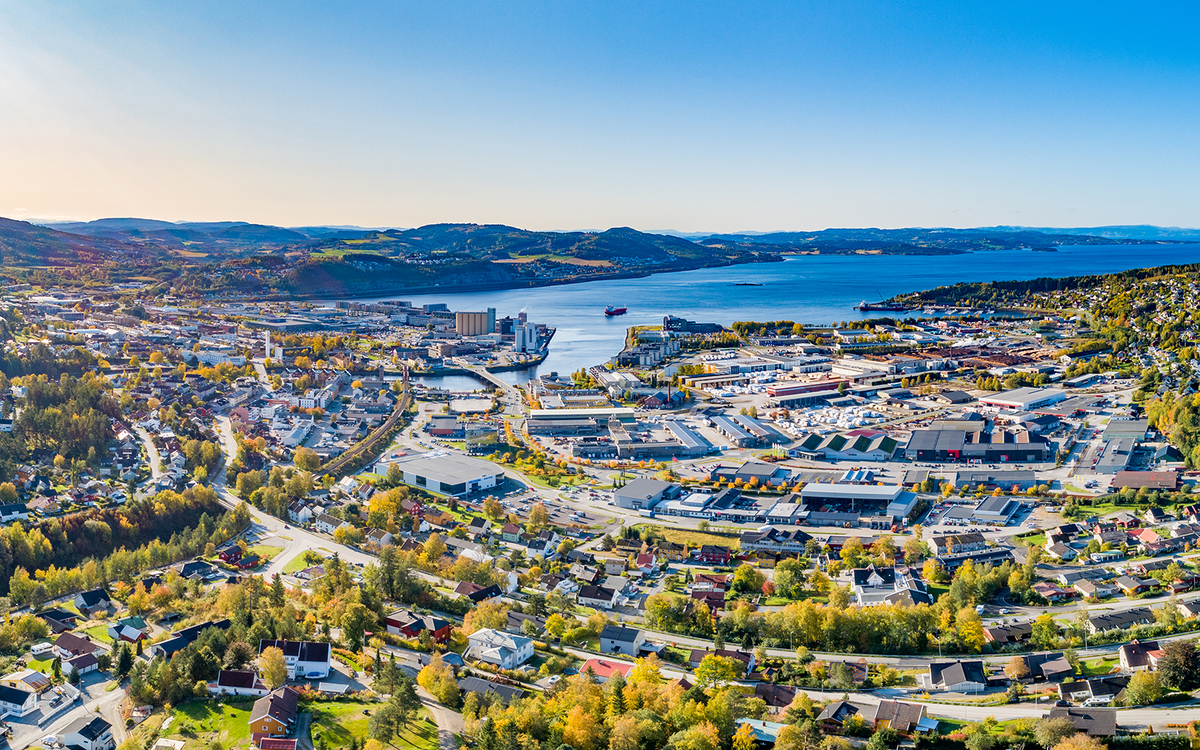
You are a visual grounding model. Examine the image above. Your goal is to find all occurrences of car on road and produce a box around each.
[42,737,57,748]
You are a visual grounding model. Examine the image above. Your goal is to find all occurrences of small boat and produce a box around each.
[604,306,628,316]
[733,282,763,286]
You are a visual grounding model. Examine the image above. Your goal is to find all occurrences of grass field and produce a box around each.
[248,545,284,564]
[634,524,741,551]
[83,625,114,644]
[308,700,438,750]
[162,700,254,750]
[284,550,326,575]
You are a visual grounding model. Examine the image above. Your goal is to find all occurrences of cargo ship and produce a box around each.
[604,305,628,316]
[854,300,909,312]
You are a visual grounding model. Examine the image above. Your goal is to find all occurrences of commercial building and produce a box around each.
[613,477,681,510]
[1095,438,1136,474]
[905,429,1051,463]
[376,452,503,497]
[979,387,1066,411]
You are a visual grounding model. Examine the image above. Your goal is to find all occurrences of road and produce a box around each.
[133,426,163,479]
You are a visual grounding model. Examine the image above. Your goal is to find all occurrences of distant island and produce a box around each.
[0,216,1188,299]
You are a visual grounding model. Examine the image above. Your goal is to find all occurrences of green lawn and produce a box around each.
[632,524,741,551]
[1078,658,1119,677]
[29,657,54,675]
[84,625,114,644]
[308,700,437,750]
[162,700,254,750]
[284,550,326,575]
[247,544,284,563]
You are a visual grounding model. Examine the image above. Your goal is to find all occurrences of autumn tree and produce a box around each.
[1052,735,1105,750]
[1004,656,1029,681]
[293,447,321,472]
[260,646,288,689]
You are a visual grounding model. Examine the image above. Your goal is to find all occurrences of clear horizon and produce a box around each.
[4,2,1200,231]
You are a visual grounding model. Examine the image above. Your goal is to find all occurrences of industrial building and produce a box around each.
[613,478,681,510]
[375,452,503,497]
[455,309,496,336]
[904,428,1051,463]
[1095,438,1137,474]
[979,387,1067,411]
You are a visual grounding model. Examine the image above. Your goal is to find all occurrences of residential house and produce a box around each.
[599,624,646,656]
[313,513,349,535]
[577,585,619,610]
[1009,653,1073,682]
[466,629,534,670]
[580,658,634,683]
[74,589,111,616]
[931,532,987,556]
[364,529,393,548]
[457,676,526,703]
[0,668,51,695]
[1046,707,1117,737]
[1058,675,1129,705]
[60,716,116,750]
[1115,576,1158,597]
[54,632,103,660]
[1118,640,1164,673]
[107,616,149,644]
[210,670,270,697]
[149,619,233,659]
[249,687,300,739]
[1087,608,1154,635]
[453,581,502,605]
[1075,580,1120,599]
[257,640,332,680]
[923,660,987,692]
[68,653,100,676]
[696,545,732,564]
[385,609,452,644]
[686,649,754,674]
[983,622,1033,645]
[0,684,37,717]
[1032,582,1075,602]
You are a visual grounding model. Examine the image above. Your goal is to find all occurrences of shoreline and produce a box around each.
[224,256,784,303]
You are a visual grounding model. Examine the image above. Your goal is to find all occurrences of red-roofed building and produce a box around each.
[580,658,633,683]
[258,739,298,750]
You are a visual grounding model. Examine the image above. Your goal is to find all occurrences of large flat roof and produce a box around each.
[799,483,903,502]
[529,407,636,421]
[979,387,1066,408]
[378,451,503,483]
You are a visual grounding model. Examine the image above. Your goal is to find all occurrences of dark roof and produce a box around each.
[578,585,616,601]
[75,589,109,608]
[457,676,526,703]
[54,632,97,656]
[250,687,299,727]
[600,624,642,643]
[157,619,232,656]
[1047,707,1117,737]
[0,684,32,705]
[929,660,986,687]
[63,715,111,740]
[754,682,797,707]
[217,669,263,689]
[258,639,330,663]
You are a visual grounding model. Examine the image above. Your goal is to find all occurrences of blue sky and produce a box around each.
[1,1,1198,230]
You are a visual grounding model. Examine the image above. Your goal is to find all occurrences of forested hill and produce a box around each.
[899,261,1200,307]
[698,227,1183,255]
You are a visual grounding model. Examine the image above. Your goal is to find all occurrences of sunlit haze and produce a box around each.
[3,1,1199,230]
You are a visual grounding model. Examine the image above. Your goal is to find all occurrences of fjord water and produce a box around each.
[347,243,1200,384]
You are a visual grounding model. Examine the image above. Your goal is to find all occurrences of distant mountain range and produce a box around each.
[2,216,1195,297]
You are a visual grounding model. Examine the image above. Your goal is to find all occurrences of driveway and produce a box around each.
[295,712,314,750]
[416,686,463,750]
